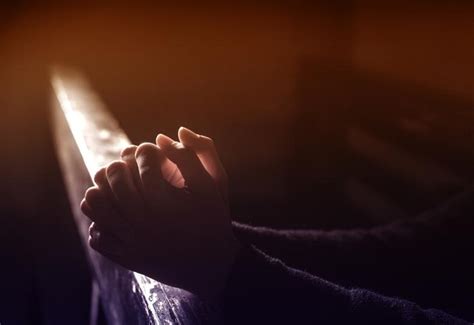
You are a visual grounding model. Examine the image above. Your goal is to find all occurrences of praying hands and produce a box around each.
[80,127,241,299]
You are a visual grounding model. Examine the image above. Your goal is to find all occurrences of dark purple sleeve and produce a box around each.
[220,245,470,324]
[232,186,474,313]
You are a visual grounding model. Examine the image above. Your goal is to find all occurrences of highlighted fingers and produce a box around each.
[178,127,228,202]
[156,133,216,196]
[81,187,123,231]
[94,167,115,200]
[106,161,143,218]
[120,145,143,193]
[135,143,166,198]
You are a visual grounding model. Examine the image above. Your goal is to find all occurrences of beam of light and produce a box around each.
[51,69,130,177]
[51,67,197,324]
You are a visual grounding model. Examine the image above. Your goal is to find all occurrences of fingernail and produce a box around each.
[179,126,199,139]
[156,134,175,148]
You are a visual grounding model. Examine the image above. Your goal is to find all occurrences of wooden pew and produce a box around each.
[51,67,215,325]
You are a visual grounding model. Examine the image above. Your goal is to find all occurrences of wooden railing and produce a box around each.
[51,67,214,325]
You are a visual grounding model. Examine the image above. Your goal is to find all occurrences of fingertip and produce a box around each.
[178,126,199,143]
[179,128,216,153]
[80,198,92,216]
[85,186,101,202]
[106,160,128,178]
[135,142,159,159]
[94,167,107,185]
[121,145,138,158]
[156,133,175,149]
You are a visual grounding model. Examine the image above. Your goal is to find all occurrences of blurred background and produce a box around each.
[0,1,473,323]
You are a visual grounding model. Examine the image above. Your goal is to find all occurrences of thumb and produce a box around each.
[177,127,228,204]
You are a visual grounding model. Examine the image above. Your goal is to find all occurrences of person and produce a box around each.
[81,127,473,324]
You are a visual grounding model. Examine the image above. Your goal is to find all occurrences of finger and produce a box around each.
[178,127,228,202]
[94,167,115,201]
[135,143,166,198]
[80,198,93,217]
[93,167,126,224]
[82,187,124,231]
[151,139,185,188]
[163,159,185,189]
[120,145,143,193]
[88,222,124,257]
[156,133,215,196]
[106,160,143,218]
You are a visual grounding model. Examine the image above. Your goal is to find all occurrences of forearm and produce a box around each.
[232,221,384,283]
[232,186,474,306]
[220,245,470,325]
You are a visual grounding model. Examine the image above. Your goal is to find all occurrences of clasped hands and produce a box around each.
[81,127,241,299]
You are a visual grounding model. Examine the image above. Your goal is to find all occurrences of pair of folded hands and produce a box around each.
[81,127,241,299]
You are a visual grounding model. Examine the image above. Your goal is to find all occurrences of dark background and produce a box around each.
[0,1,473,323]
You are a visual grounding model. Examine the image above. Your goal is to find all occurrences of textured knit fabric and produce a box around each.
[221,186,474,323]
